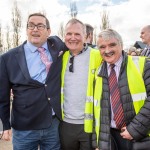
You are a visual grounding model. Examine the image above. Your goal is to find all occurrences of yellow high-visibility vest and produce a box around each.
[61,49,102,133]
[94,56,147,143]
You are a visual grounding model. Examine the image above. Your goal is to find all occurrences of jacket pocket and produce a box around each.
[132,137,150,150]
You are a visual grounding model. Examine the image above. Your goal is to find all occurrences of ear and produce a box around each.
[47,28,51,37]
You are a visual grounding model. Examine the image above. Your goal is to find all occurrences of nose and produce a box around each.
[33,26,38,31]
[105,47,111,53]
[70,34,76,39]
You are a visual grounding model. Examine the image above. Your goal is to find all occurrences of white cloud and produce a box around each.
[78,0,150,48]
[0,0,150,48]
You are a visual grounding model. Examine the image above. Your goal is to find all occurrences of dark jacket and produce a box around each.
[92,51,150,150]
[0,36,66,130]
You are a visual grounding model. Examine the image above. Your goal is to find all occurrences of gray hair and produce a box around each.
[65,18,86,35]
[98,29,123,47]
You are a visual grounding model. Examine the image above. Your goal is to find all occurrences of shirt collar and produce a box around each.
[107,55,123,69]
[69,43,88,56]
[26,41,48,53]
[146,45,150,50]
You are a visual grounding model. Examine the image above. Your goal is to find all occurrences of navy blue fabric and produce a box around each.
[0,36,67,131]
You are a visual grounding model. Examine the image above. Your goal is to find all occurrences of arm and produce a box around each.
[0,55,11,131]
[126,59,150,141]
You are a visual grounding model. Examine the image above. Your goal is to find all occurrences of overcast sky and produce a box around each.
[0,0,150,48]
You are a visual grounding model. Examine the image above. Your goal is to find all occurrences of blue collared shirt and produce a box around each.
[24,41,53,83]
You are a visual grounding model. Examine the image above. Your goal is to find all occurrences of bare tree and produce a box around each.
[58,22,65,41]
[70,1,78,18]
[5,25,11,50]
[0,24,3,55]
[100,9,111,31]
[11,0,22,47]
[93,26,97,45]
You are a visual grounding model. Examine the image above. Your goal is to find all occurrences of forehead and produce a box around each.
[98,37,118,45]
[66,23,84,32]
[28,16,46,23]
[141,27,150,33]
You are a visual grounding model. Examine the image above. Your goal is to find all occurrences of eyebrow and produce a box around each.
[98,42,118,48]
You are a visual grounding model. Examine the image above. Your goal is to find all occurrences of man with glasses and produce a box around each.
[59,18,102,150]
[0,13,66,150]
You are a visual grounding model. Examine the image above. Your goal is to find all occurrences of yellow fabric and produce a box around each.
[127,56,146,114]
[61,49,102,133]
[61,51,70,119]
[94,56,147,144]
[94,67,103,143]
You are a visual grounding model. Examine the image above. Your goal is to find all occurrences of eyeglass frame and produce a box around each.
[27,23,48,30]
[69,56,74,72]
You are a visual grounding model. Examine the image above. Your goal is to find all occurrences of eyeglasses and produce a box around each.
[69,56,74,72]
[27,23,47,30]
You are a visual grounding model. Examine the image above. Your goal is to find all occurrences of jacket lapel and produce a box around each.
[15,42,42,85]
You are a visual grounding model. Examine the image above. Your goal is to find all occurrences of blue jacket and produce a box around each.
[0,36,66,130]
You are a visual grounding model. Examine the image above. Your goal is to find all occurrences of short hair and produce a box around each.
[27,13,50,29]
[85,23,94,35]
[65,18,86,34]
[128,46,138,55]
[98,28,123,47]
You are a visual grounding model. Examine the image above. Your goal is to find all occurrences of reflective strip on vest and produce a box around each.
[132,93,147,102]
[61,87,63,94]
[94,99,99,106]
[84,113,93,120]
[86,96,94,102]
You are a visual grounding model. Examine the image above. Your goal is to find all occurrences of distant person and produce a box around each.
[92,28,150,150]
[140,25,150,57]
[0,12,67,150]
[59,18,102,150]
[128,46,138,56]
[85,23,97,48]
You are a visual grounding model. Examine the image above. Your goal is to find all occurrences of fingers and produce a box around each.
[120,128,133,140]
[2,129,12,141]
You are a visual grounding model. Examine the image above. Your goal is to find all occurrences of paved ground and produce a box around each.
[0,140,12,150]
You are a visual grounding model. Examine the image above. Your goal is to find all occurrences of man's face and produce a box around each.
[140,27,150,45]
[89,33,93,44]
[64,22,86,54]
[97,37,122,64]
[26,16,51,47]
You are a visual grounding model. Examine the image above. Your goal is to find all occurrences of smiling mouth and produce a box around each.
[104,52,114,57]
[32,34,40,37]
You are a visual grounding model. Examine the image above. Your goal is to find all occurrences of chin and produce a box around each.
[104,57,115,64]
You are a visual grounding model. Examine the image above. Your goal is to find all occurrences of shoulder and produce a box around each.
[47,36,63,45]
[47,36,67,52]
[1,42,25,59]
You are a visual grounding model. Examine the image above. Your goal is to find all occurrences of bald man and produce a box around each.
[140,25,150,57]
